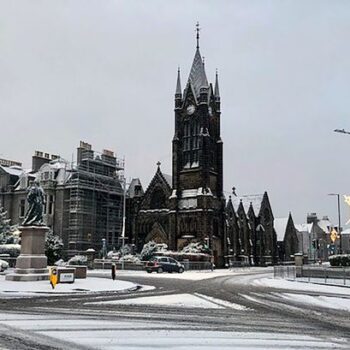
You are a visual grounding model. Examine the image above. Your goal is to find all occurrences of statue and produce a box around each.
[22,181,46,226]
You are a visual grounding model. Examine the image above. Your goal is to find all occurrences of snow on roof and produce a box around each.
[317,219,332,233]
[231,194,264,215]
[181,189,198,198]
[274,217,289,241]
[181,188,214,198]
[56,168,71,185]
[178,198,197,209]
[0,165,24,176]
[39,159,71,171]
[295,223,313,233]
[342,228,350,235]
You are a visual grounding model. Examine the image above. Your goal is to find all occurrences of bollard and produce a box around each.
[111,263,116,281]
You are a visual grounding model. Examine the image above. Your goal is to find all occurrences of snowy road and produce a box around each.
[0,269,349,349]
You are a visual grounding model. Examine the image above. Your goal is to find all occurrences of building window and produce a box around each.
[48,195,54,215]
[150,189,166,209]
[19,199,25,217]
[43,195,47,214]
[183,120,200,169]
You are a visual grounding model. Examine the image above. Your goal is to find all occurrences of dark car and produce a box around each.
[145,256,185,273]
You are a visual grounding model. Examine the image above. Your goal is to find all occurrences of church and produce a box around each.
[126,27,278,267]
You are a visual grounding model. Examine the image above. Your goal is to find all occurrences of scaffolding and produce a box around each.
[64,146,125,257]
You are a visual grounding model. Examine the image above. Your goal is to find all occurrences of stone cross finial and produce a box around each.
[196,22,200,49]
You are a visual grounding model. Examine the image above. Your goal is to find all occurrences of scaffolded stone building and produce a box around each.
[0,142,124,257]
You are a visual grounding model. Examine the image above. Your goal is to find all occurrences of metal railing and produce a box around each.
[274,265,350,286]
[274,265,296,280]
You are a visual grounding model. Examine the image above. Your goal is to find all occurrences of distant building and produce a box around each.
[0,158,22,168]
[296,213,334,261]
[274,214,299,261]
[340,228,350,254]
[0,142,124,258]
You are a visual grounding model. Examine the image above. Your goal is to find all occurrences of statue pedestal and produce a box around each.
[6,226,50,281]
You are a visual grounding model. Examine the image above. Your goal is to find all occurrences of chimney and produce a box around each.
[32,151,50,172]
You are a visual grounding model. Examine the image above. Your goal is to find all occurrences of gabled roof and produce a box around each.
[162,173,172,188]
[295,223,313,234]
[231,194,264,216]
[274,217,289,241]
[317,219,332,233]
[0,165,24,177]
[144,166,172,197]
[127,178,144,198]
[187,48,208,98]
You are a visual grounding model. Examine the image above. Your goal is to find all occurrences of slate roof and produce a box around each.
[187,48,208,98]
[176,68,182,95]
[162,174,172,188]
[214,70,220,97]
[127,178,144,198]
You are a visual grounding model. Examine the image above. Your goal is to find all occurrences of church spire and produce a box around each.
[175,67,182,95]
[214,69,220,98]
[187,22,208,98]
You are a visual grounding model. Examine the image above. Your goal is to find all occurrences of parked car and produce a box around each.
[145,256,184,273]
[0,259,9,272]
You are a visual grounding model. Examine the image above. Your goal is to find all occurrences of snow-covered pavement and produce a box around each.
[0,275,137,297]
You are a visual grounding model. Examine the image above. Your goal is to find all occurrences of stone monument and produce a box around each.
[6,181,50,281]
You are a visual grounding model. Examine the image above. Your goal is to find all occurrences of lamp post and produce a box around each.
[328,193,342,254]
[121,174,127,270]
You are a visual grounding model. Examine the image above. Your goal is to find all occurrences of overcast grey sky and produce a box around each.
[1,0,350,225]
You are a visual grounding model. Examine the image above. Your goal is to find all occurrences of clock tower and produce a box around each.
[172,24,223,198]
[170,23,225,265]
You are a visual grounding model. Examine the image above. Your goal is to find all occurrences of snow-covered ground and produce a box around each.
[0,275,137,297]
[88,292,247,310]
[253,277,350,295]
[88,267,267,280]
[0,313,348,350]
[0,271,350,349]
[278,293,350,312]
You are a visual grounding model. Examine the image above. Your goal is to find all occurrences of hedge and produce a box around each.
[329,254,350,267]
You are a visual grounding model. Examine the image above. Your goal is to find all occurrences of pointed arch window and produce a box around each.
[183,119,200,169]
[150,188,166,209]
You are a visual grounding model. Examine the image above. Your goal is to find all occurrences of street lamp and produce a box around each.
[328,193,342,254]
[121,174,127,270]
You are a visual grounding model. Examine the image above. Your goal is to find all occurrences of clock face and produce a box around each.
[186,105,195,115]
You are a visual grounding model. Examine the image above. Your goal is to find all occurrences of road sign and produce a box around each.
[330,228,338,243]
[50,267,58,289]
